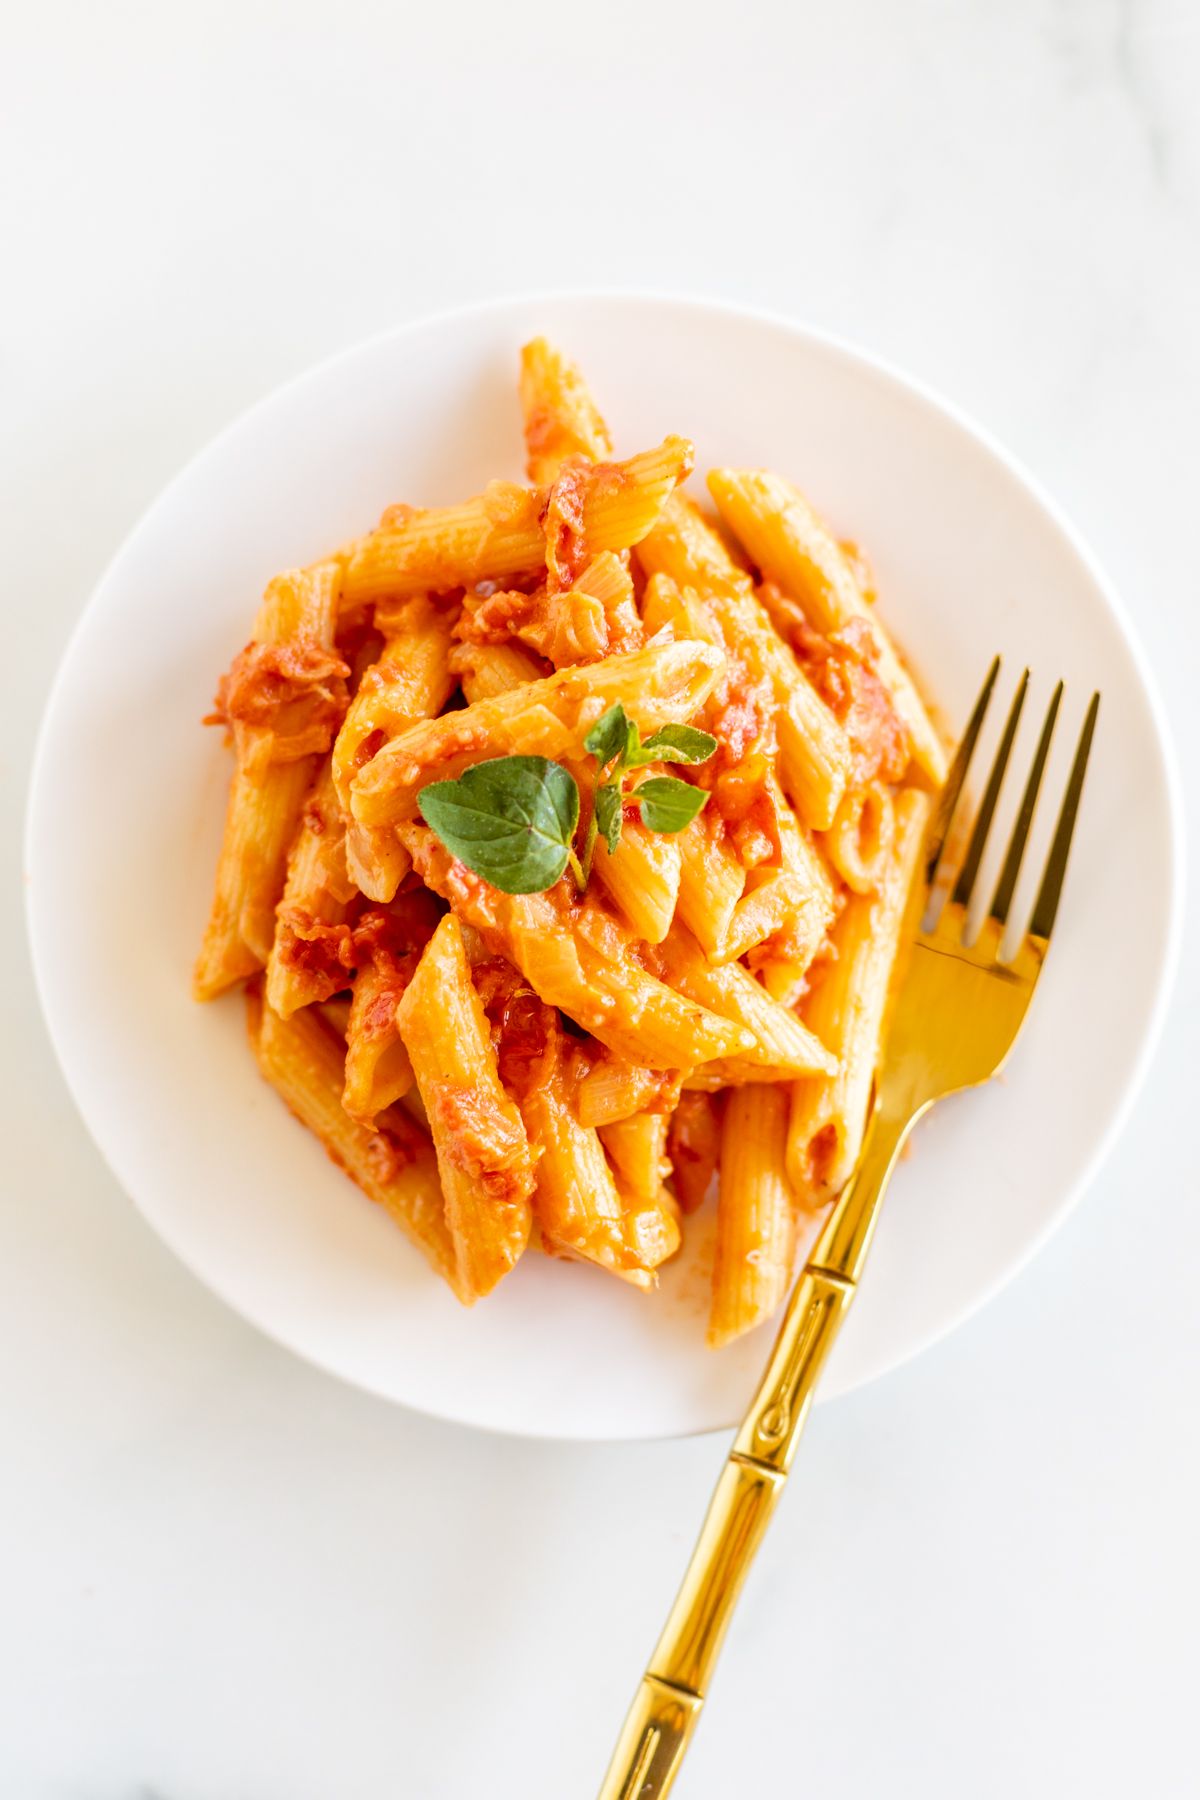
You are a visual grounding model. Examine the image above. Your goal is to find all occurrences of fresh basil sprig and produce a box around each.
[578,701,716,882]
[416,702,717,897]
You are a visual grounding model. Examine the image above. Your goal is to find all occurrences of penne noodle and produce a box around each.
[666,1091,722,1214]
[332,594,457,903]
[750,774,841,998]
[342,915,423,1127]
[247,986,466,1302]
[787,788,929,1204]
[450,639,546,702]
[637,494,851,828]
[615,1181,682,1278]
[195,560,349,999]
[531,1090,658,1289]
[342,437,692,609]
[549,439,694,576]
[709,1086,796,1348]
[519,335,614,482]
[600,1111,670,1203]
[575,1058,683,1129]
[196,759,316,999]
[707,469,948,785]
[550,551,642,662]
[675,811,746,956]
[575,549,636,613]
[343,954,416,1122]
[820,781,896,895]
[265,760,358,1018]
[634,491,751,593]
[591,787,682,945]
[351,638,724,828]
[396,915,534,1299]
[344,821,409,908]
[475,957,677,1286]
[662,927,837,1081]
[717,870,816,967]
[639,568,690,637]
[500,999,677,1287]
[345,484,543,610]
[754,957,814,1011]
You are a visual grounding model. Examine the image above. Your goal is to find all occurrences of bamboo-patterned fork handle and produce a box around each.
[596,1106,912,1800]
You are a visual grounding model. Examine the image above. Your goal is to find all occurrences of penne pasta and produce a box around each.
[248,986,466,1301]
[707,469,948,785]
[519,335,614,482]
[749,773,841,999]
[264,760,358,1018]
[342,437,693,609]
[709,1086,796,1348]
[340,893,442,1126]
[479,966,677,1286]
[396,914,534,1298]
[575,1058,683,1129]
[332,594,457,903]
[350,638,724,828]
[600,1111,670,1203]
[675,810,746,956]
[451,639,547,702]
[787,787,929,1204]
[616,1181,682,1277]
[666,1091,722,1214]
[195,561,349,999]
[343,951,416,1122]
[530,1088,668,1289]
[717,870,816,967]
[661,927,837,1081]
[591,784,682,945]
[598,1107,681,1272]
[820,781,896,895]
[637,494,851,828]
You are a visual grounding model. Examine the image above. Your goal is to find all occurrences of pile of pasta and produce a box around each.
[195,339,945,1346]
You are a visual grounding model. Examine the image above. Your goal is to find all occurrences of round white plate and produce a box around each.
[26,295,1183,1440]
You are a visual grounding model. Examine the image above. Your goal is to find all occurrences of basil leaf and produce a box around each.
[630,723,719,768]
[594,781,624,855]
[634,775,709,835]
[584,702,636,770]
[418,756,580,894]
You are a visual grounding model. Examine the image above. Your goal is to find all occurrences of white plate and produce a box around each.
[25,295,1183,1440]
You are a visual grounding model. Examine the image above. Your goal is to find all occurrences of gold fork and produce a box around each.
[598,660,1100,1800]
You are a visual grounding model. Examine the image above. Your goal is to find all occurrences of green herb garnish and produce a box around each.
[632,774,710,834]
[418,755,582,894]
[578,702,716,883]
[417,703,717,896]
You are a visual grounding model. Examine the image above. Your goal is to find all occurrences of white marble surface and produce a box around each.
[4,2,1197,1795]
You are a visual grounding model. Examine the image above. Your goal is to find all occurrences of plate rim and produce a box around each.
[24,288,1188,1440]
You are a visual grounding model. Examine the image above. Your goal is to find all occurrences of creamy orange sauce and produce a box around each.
[208,635,350,761]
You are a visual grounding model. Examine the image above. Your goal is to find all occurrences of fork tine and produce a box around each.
[989,680,1063,926]
[923,655,1000,892]
[951,670,1029,909]
[1028,692,1101,941]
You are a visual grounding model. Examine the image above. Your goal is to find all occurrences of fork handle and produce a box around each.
[596,1108,911,1800]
